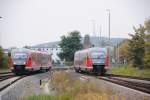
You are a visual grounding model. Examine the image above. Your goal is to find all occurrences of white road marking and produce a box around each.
[44,83,50,94]
[80,76,89,82]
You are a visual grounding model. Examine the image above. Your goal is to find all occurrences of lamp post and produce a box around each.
[99,26,102,46]
[90,20,96,37]
[106,9,110,41]
[106,9,111,66]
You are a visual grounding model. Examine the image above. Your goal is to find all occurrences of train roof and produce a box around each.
[88,47,107,51]
[11,48,30,53]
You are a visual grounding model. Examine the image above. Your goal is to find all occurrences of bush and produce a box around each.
[2,56,9,69]
[0,55,9,69]
[144,51,150,68]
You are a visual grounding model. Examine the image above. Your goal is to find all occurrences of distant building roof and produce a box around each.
[31,41,60,48]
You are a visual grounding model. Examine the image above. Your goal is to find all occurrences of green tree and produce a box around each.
[145,18,150,33]
[144,19,150,68]
[0,46,9,69]
[58,31,82,62]
[0,46,4,68]
[128,25,145,68]
[118,40,130,63]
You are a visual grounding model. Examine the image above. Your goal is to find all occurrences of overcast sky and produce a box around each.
[0,0,150,48]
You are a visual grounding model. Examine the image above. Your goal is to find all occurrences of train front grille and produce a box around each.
[93,65,105,73]
[14,65,25,71]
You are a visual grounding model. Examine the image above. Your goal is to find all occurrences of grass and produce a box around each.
[22,94,72,100]
[109,64,150,78]
[23,71,125,100]
[0,68,10,73]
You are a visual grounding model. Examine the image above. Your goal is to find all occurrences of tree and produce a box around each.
[128,25,145,68]
[118,40,130,64]
[58,31,82,62]
[0,46,8,69]
[83,34,92,49]
[0,46,4,68]
[144,19,150,68]
[145,18,150,33]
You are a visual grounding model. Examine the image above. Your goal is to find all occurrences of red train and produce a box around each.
[74,47,109,75]
[9,48,52,75]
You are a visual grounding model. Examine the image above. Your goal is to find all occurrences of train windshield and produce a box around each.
[91,51,106,64]
[91,52,106,59]
[12,53,28,60]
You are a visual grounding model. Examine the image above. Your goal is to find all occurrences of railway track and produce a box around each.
[0,75,15,82]
[77,72,150,94]
[106,74,150,81]
[0,75,26,92]
[0,70,53,92]
[99,76,150,94]
[0,71,26,92]
[0,72,15,82]
[0,71,12,75]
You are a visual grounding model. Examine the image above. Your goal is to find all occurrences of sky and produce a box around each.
[0,0,150,48]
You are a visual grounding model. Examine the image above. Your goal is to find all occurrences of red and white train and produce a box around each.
[9,48,52,75]
[74,47,109,75]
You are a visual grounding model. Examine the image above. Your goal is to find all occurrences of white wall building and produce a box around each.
[30,42,61,62]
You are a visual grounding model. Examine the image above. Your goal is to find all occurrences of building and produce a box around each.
[30,42,61,62]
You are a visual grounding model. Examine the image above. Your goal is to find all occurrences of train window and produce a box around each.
[12,53,27,59]
[91,52,106,59]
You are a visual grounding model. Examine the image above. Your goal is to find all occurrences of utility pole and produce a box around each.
[99,26,102,46]
[118,44,120,64]
[106,9,110,41]
[106,9,111,66]
[90,20,96,37]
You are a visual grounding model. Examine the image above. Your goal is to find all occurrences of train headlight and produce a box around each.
[23,62,26,64]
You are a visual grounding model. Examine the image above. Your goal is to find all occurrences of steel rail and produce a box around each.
[99,76,150,94]
[0,76,26,92]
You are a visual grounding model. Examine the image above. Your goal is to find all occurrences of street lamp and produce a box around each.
[106,9,110,41]
[90,19,96,37]
[106,9,111,66]
[99,26,102,46]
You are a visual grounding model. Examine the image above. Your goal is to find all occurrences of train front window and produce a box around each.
[91,52,106,64]
[91,52,106,59]
[12,53,27,60]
